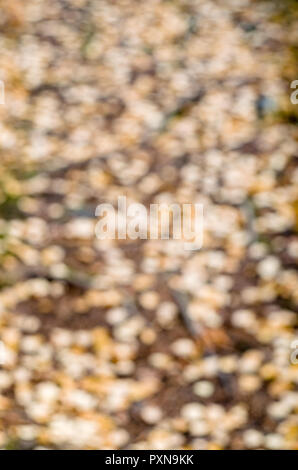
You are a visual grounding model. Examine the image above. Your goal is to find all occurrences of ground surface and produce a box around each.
[0,0,297,450]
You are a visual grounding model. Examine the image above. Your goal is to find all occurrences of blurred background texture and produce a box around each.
[0,0,297,450]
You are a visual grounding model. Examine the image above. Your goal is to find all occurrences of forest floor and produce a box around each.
[0,0,297,449]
